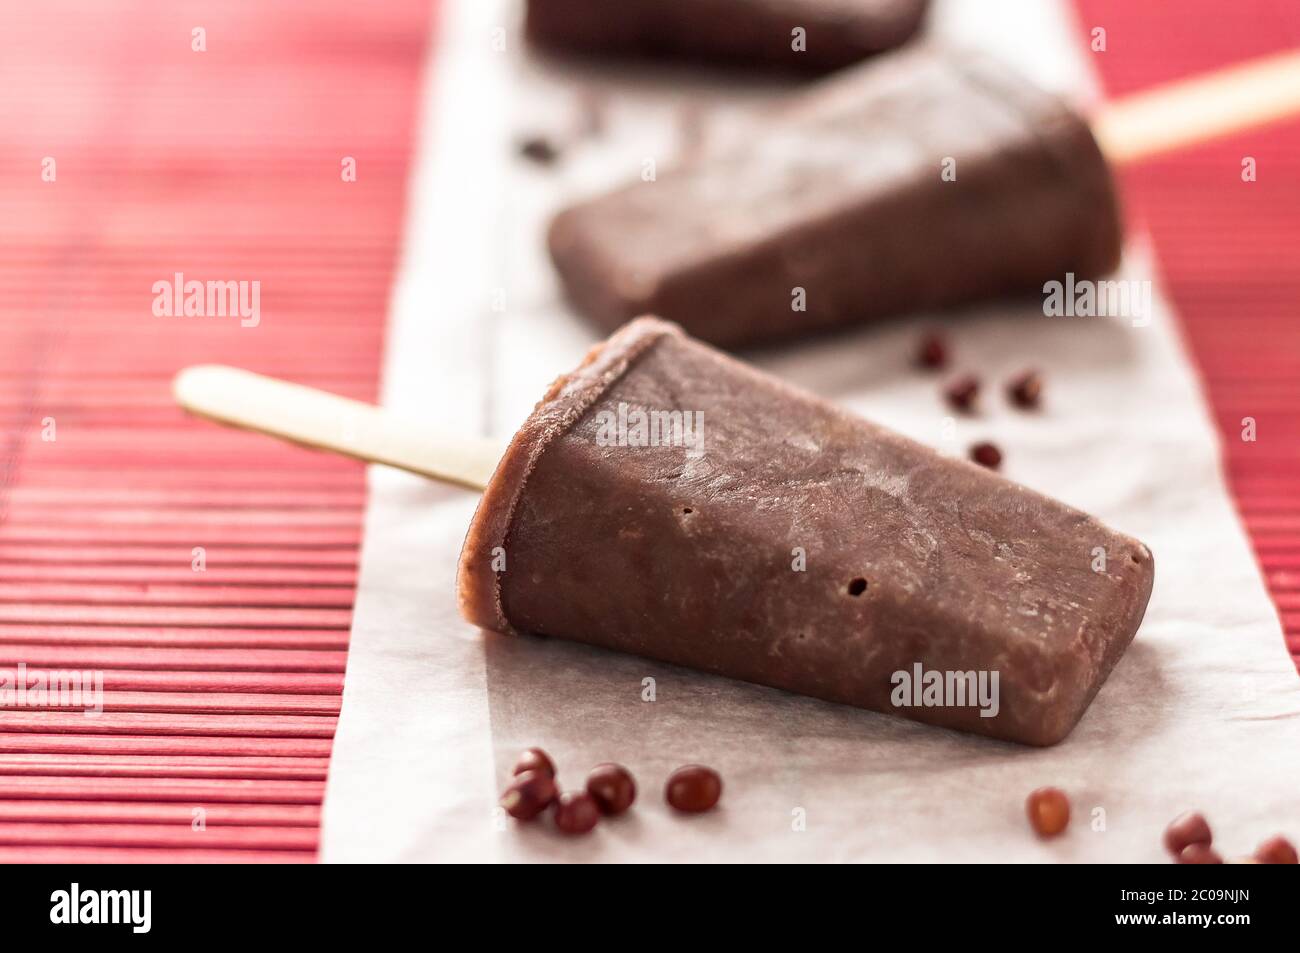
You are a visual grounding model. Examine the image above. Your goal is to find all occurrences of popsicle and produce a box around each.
[525,0,930,75]
[548,45,1300,348]
[173,317,1154,746]
[457,318,1153,745]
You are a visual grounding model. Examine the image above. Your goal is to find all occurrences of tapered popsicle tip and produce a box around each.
[173,364,249,421]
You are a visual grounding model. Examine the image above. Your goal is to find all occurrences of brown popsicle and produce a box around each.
[525,0,930,75]
[550,45,1300,349]
[457,317,1154,745]
[548,45,1121,349]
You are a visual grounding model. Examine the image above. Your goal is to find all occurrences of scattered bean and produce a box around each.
[513,747,555,778]
[1025,787,1070,837]
[553,791,601,835]
[1178,843,1223,864]
[586,763,637,816]
[501,770,557,821]
[1163,811,1212,856]
[916,332,948,370]
[944,374,980,413]
[970,441,1003,470]
[1007,370,1044,409]
[665,764,722,813]
[517,135,560,165]
[1254,835,1298,864]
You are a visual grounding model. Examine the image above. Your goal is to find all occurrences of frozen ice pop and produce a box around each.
[525,0,929,75]
[547,46,1123,348]
[457,318,1154,746]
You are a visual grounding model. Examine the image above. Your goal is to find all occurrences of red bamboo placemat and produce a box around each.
[1073,0,1300,669]
[0,0,434,861]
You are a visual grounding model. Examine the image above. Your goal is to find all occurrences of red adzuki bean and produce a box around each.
[1254,835,1298,864]
[665,765,722,813]
[500,770,557,821]
[1163,811,1212,856]
[944,374,980,413]
[513,747,555,778]
[586,763,637,816]
[553,791,600,835]
[1025,787,1070,837]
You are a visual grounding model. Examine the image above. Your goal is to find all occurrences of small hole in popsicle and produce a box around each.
[682,507,693,514]
[847,577,868,597]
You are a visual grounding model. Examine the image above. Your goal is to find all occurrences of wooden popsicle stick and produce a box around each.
[1093,47,1300,164]
[172,365,501,492]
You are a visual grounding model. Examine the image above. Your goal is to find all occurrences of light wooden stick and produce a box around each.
[172,365,502,491]
[1093,47,1300,164]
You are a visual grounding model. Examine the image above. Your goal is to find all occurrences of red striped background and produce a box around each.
[0,1,1295,863]
[1074,0,1300,665]
[0,0,433,861]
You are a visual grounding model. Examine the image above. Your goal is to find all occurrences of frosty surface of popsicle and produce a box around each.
[457,318,1153,746]
[548,47,1122,348]
[525,0,929,75]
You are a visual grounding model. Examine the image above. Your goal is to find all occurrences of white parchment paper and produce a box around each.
[320,0,1300,862]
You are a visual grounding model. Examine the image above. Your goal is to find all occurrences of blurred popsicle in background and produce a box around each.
[545,45,1300,348]
[525,0,931,75]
